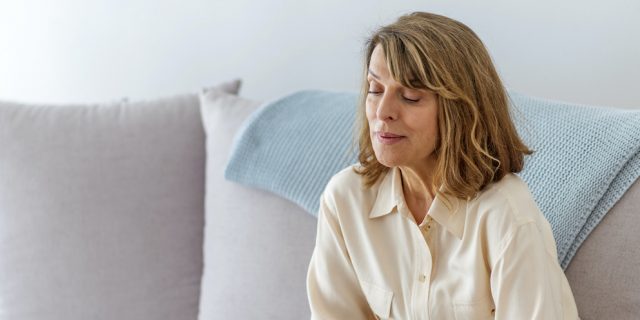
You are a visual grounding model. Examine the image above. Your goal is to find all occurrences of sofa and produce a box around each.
[0,79,638,320]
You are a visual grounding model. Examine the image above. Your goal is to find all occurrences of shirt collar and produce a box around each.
[368,166,466,240]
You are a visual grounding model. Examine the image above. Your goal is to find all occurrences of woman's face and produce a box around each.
[366,44,440,170]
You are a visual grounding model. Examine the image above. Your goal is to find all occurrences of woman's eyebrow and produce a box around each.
[367,69,380,79]
[409,80,423,87]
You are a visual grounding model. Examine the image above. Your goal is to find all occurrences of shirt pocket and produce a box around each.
[361,279,394,319]
[452,294,495,320]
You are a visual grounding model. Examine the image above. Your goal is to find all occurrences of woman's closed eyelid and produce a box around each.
[369,82,422,95]
[367,91,420,103]
[368,81,423,99]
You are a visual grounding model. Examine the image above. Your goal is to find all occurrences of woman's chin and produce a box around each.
[376,157,402,168]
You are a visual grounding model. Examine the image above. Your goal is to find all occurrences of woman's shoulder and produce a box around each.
[324,164,368,195]
[474,173,559,262]
[322,164,380,205]
[474,173,544,225]
[482,173,533,201]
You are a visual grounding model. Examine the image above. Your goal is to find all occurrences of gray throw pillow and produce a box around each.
[0,79,239,320]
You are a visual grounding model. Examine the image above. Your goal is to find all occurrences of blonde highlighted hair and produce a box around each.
[354,12,533,207]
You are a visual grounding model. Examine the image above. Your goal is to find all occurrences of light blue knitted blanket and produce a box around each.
[509,91,640,268]
[225,90,640,269]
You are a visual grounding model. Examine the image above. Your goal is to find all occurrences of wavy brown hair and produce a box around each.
[353,12,533,208]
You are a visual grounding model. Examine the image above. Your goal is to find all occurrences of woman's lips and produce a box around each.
[376,132,405,145]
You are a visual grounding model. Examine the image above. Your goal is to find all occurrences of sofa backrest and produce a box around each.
[564,177,640,318]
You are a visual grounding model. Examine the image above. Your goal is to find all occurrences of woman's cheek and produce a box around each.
[365,103,376,122]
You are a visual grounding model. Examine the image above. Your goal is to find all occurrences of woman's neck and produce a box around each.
[399,164,436,222]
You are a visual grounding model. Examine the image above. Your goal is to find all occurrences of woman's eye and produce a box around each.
[367,91,382,95]
[403,97,420,103]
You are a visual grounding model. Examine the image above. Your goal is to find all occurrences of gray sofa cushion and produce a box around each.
[198,89,314,319]
[565,177,640,319]
[0,80,239,320]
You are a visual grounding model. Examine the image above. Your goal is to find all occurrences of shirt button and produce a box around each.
[418,274,427,282]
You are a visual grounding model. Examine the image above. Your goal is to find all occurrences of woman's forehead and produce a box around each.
[368,45,390,77]
[368,44,423,87]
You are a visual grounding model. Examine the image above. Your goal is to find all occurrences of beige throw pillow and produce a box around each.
[198,89,315,319]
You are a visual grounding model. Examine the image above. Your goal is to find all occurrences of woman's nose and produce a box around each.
[376,93,399,121]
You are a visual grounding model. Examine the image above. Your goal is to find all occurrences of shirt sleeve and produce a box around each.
[489,221,571,319]
[306,192,374,320]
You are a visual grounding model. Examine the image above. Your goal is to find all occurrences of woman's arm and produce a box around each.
[490,221,578,319]
[306,192,374,319]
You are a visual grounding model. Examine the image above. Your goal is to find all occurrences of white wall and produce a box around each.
[1,0,638,108]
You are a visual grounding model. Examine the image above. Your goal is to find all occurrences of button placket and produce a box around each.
[421,216,436,319]
[422,248,433,319]
[418,215,433,284]
[403,204,434,319]
[420,216,433,238]
[413,219,433,319]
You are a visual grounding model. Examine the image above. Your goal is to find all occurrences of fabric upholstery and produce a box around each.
[198,89,314,319]
[0,80,239,320]
[565,177,640,319]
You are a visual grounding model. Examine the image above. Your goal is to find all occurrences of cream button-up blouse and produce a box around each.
[306,165,579,319]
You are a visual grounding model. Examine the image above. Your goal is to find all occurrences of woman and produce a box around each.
[306,12,580,319]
